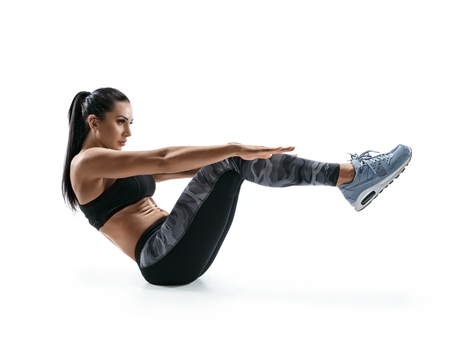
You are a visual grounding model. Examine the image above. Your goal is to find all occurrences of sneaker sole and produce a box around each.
[352,151,412,212]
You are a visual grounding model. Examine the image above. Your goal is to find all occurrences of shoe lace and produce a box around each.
[348,150,390,174]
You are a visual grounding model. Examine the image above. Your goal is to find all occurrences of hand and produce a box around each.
[235,144,296,160]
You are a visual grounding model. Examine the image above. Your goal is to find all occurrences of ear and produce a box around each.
[87,114,100,131]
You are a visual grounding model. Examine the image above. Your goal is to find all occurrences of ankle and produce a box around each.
[336,163,355,187]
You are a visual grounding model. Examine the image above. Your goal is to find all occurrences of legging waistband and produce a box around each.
[134,217,167,266]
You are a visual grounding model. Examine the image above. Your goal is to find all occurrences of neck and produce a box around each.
[81,132,104,152]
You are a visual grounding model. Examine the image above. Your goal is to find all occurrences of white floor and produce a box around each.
[2,1,449,356]
[4,165,448,356]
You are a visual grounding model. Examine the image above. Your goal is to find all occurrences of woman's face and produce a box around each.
[92,101,133,150]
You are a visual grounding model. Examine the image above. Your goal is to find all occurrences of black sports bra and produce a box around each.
[79,175,156,230]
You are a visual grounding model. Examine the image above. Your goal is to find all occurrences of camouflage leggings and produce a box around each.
[135,154,339,285]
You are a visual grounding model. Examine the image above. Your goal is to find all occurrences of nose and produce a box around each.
[124,124,132,137]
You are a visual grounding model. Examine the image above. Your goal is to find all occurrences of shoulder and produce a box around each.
[71,148,116,176]
[73,147,112,164]
[70,148,114,185]
[71,149,112,204]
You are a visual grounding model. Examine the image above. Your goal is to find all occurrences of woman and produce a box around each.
[62,87,412,286]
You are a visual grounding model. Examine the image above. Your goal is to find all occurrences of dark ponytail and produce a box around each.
[62,87,130,211]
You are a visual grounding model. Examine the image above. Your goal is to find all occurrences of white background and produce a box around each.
[1,1,449,356]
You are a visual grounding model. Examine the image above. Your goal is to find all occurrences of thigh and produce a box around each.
[139,170,243,285]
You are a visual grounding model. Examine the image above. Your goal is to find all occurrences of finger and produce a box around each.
[268,146,295,153]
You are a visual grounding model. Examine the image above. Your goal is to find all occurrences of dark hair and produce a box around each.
[62,87,130,211]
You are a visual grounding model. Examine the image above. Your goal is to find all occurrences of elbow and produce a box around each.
[155,148,172,172]
[158,158,170,172]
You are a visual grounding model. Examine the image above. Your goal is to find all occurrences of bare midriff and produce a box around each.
[99,197,169,261]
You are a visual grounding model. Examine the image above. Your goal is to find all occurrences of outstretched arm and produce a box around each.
[72,143,295,180]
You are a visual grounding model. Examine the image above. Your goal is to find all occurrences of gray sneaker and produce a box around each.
[339,144,412,211]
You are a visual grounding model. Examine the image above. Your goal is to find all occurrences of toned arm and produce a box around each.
[72,144,237,180]
[72,144,295,180]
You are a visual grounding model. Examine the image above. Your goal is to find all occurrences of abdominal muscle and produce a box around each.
[99,197,169,261]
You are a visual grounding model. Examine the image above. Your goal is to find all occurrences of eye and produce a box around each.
[118,119,126,124]
[130,120,134,125]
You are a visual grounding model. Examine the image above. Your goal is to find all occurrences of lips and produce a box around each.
[118,141,127,146]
